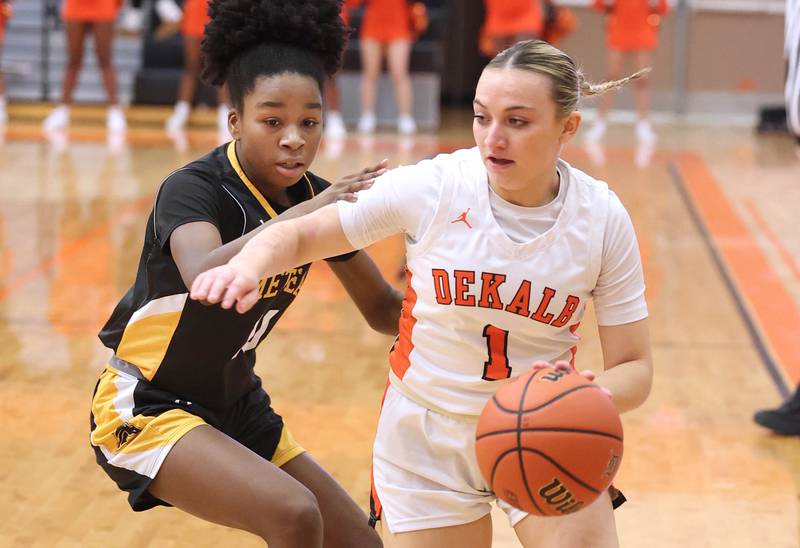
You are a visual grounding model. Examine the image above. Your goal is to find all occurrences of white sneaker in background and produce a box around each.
[357,111,376,134]
[324,111,347,139]
[155,0,182,23]
[635,141,655,168]
[636,119,656,145]
[119,7,144,34]
[323,136,345,160]
[584,140,606,167]
[166,101,190,132]
[106,106,127,132]
[168,128,189,152]
[44,128,69,153]
[217,104,230,134]
[43,105,70,130]
[584,119,607,143]
[107,130,126,154]
[397,114,417,135]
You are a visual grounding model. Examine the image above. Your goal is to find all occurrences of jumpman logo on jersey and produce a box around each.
[451,208,473,229]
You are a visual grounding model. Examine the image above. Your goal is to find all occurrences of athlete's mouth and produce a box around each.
[487,156,514,167]
[276,161,305,170]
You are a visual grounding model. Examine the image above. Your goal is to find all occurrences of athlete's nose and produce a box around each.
[484,122,507,150]
[280,125,304,151]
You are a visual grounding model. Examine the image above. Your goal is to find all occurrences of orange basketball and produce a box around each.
[475,367,623,516]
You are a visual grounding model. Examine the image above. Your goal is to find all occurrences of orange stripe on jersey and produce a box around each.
[569,322,581,368]
[389,268,418,380]
[369,379,391,525]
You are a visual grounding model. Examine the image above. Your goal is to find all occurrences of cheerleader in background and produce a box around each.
[165,0,230,134]
[585,0,668,144]
[353,0,428,135]
[0,0,12,125]
[479,0,543,57]
[42,0,127,132]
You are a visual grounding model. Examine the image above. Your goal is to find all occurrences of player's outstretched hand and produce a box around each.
[531,360,613,398]
[313,158,389,206]
[190,264,260,314]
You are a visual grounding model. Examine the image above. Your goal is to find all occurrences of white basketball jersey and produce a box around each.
[389,148,610,416]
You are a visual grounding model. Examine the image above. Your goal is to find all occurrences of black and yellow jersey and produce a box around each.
[99,141,350,408]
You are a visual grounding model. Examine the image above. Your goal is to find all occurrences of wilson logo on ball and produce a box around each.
[538,478,584,515]
[604,454,621,477]
[541,369,568,382]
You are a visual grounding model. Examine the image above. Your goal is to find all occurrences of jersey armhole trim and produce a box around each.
[588,183,611,292]
[410,163,457,256]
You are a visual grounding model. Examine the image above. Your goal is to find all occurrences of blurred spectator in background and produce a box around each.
[479,0,543,57]
[324,0,354,139]
[353,0,427,135]
[118,0,182,35]
[540,0,576,46]
[785,0,799,141]
[165,0,230,134]
[585,0,668,144]
[0,0,12,125]
[42,0,127,132]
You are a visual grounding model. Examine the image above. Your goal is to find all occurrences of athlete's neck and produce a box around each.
[489,168,560,208]
[234,141,291,207]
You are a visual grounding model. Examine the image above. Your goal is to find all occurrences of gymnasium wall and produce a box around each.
[442,0,787,116]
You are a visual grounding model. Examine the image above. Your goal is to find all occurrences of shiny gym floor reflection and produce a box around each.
[0,110,798,547]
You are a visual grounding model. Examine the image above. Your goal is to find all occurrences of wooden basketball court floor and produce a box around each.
[0,107,798,547]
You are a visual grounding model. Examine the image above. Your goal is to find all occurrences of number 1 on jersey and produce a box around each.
[482,324,511,380]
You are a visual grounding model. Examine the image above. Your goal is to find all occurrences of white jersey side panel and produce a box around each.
[390,148,611,416]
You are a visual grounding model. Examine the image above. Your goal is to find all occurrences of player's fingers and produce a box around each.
[189,273,211,301]
[531,361,552,370]
[349,179,375,192]
[207,272,235,305]
[579,369,596,381]
[220,281,244,310]
[362,158,389,174]
[340,162,385,183]
[236,288,260,314]
[553,360,572,372]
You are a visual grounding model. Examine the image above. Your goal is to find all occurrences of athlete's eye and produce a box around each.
[508,118,528,127]
[473,114,487,124]
[304,119,320,128]
[264,118,280,127]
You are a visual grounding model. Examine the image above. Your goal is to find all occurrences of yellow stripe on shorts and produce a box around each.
[271,425,305,467]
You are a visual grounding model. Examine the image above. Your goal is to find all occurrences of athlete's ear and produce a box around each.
[228,108,241,140]
[558,111,581,146]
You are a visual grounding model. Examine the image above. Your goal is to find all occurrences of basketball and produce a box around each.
[475,367,623,517]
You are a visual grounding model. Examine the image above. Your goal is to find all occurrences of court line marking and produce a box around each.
[0,195,154,303]
[743,198,800,281]
[670,153,797,397]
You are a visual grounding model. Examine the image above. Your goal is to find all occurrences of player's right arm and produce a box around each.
[191,204,357,313]
[191,157,445,313]
[170,160,386,289]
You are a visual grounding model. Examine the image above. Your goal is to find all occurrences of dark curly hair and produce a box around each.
[201,0,348,110]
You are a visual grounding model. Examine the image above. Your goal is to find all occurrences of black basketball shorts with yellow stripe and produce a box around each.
[89,361,304,511]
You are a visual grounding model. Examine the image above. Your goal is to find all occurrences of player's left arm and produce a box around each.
[590,192,653,413]
[595,318,653,413]
[328,252,403,336]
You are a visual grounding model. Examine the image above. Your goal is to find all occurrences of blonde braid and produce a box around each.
[488,40,651,117]
[580,67,652,98]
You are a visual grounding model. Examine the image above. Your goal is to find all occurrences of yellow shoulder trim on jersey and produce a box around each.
[226,141,280,219]
[303,173,316,198]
